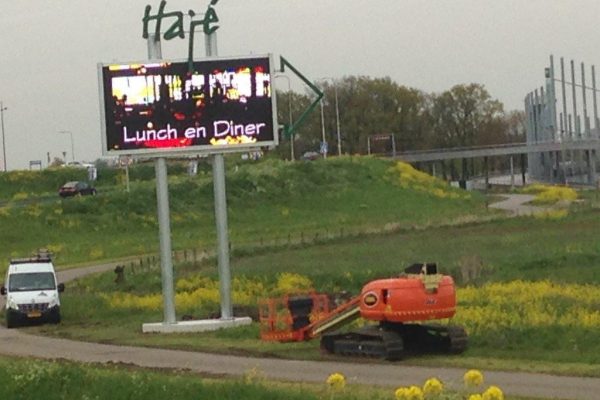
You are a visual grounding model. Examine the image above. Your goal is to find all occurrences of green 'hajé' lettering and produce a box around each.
[142,0,220,65]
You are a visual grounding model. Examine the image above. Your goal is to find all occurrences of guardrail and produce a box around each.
[391,139,600,162]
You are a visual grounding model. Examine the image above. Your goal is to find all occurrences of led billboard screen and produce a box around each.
[98,55,278,156]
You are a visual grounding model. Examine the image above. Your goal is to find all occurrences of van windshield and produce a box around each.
[8,272,56,292]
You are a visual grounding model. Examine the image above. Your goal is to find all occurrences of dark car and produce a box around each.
[58,181,97,197]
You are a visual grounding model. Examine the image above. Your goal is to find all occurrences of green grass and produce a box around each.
[11,206,600,378]
[0,156,489,272]
[0,356,547,400]
[3,156,600,382]
[0,356,375,400]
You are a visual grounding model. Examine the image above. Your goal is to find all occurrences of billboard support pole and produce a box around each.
[155,156,176,324]
[205,31,233,320]
[213,153,232,319]
[148,34,176,325]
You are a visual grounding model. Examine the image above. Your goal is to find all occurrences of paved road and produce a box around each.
[1,244,599,399]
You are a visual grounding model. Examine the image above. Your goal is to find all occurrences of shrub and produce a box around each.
[522,184,577,205]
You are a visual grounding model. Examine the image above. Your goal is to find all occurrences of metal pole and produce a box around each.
[549,55,558,140]
[559,58,568,184]
[155,157,176,323]
[334,84,341,156]
[0,102,6,171]
[125,162,130,193]
[560,113,567,184]
[148,34,176,324]
[571,60,579,137]
[212,154,232,319]
[147,33,162,59]
[510,156,515,189]
[484,156,489,189]
[206,31,233,320]
[320,99,327,159]
[540,86,546,141]
[205,30,217,57]
[521,153,526,185]
[560,58,569,140]
[592,65,599,132]
[59,131,75,162]
[289,88,294,160]
[568,113,574,180]
[581,63,589,137]
[534,89,541,178]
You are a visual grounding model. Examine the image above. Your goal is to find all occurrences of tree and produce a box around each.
[273,79,516,164]
[429,84,504,179]
[430,83,504,148]
[504,110,526,142]
[319,76,429,154]
[275,89,317,159]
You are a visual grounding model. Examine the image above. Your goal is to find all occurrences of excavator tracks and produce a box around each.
[321,325,404,360]
[320,323,467,360]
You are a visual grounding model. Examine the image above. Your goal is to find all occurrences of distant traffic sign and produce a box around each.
[320,141,328,155]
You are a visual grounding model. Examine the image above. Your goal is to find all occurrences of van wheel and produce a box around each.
[50,309,61,324]
[6,313,17,329]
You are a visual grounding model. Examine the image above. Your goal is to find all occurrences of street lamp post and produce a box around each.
[1,102,7,171]
[333,84,341,156]
[59,130,75,163]
[275,75,294,160]
[320,98,327,159]
[319,78,342,156]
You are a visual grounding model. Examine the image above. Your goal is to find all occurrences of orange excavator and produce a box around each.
[259,263,467,360]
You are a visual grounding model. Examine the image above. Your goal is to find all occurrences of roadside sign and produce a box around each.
[98,54,279,157]
[320,141,328,155]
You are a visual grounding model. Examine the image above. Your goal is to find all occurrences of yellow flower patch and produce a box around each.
[456,281,600,334]
[522,184,577,204]
[386,162,469,200]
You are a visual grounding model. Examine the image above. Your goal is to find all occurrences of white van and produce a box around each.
[1,252,64,328]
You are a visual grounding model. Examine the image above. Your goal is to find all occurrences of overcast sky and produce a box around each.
[1,0,599,170]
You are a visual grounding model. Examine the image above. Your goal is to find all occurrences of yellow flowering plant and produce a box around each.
[482,385,504,400]
[393,371,501,400]
[386,162,469,200]
[422,377,443,398]
[326,372,346,392]
[456,280,600,336]
[521,183,577,204]
[395,385,424,400]
[463,369,484,389]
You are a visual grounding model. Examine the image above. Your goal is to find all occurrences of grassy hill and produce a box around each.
[0,156,489,271]
[4,155,600,376]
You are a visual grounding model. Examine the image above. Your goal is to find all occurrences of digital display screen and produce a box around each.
[98,55,278,156]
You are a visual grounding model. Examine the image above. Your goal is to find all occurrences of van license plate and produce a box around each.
[27,311,42,318]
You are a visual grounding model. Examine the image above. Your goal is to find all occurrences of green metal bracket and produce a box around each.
[279,56,323,137]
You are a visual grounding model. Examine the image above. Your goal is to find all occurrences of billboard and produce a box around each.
[98,54,278,156]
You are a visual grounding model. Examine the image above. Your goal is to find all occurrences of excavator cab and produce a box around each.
[404,262,437,275]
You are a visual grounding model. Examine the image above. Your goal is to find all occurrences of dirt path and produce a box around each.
[1,240,599,399]
[488,194,543,215]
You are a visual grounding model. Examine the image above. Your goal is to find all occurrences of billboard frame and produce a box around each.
[97,53,279,158]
